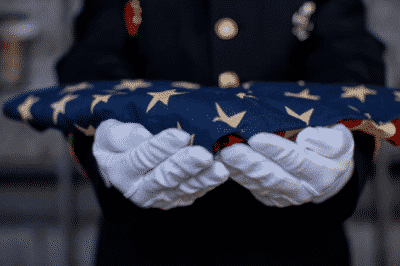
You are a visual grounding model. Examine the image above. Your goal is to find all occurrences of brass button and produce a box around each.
[215,18,238,40]
[301,2,316,16]
[218,72,240,89]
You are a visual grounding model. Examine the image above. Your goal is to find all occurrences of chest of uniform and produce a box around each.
[136,1,315,52]
[126,1,317,86]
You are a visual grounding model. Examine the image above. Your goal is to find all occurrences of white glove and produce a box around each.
[93,119,230,210]
[216,123,355,207]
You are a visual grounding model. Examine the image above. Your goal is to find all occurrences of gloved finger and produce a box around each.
[154,161,230,209]
[248,134,345,195]
[126,146,216,204]
[223,164,260,190]
[128,176,210,209]
[94,126,192,192]
[151,145,215,188]
[178,161,230,193]
[92,145,133,189]
[296,124,352,159]
[156,162,230,210]
[251,169,317,206]
[135,154,230,209]
[219,143,285,191]
[219,143,317,203]
[252,193,301,208]
[248,133,297,161]
[95,119,153,153]
[127,127,192,176]
[150,188,209,210]
[150,196,197,210]
[219,143,275,179]
[94,119,152,188]
[149,183,214,210]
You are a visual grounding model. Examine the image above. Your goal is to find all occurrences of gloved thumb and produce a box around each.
[129,127,192,175]
[95,119,153,153]
[296,124,351,159]
[93,120,192,189]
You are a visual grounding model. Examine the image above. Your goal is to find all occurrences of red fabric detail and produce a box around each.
[288,133,297,142]
[213,131,286,154]
[274,130,286,138]
[386,117,400,146]
[212,135,247,181]
[338,118,400,147]
[213,135,246,154]
[124,1,141,37]
[338,119,363,129]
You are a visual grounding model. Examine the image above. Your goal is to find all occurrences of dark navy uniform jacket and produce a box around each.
[58,0,385,264]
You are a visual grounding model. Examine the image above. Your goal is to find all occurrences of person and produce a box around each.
[56,0,387,265]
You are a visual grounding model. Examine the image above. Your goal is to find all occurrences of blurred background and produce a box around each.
[0,0,399,265]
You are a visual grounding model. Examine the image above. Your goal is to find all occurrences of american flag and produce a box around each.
[3,79,400,154]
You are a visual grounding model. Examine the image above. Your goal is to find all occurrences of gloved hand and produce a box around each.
[216,123,355,207]
[93,119,230,210]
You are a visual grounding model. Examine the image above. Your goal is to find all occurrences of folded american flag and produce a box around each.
[3,79,400,154]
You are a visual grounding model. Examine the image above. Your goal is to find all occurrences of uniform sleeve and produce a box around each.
[57,0,136,181]
[290,0,399,145]
[57,0,139,181]
[56,0,135,84]
[300,0,386,87]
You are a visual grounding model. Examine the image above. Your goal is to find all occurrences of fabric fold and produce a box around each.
[3,79,400,154]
